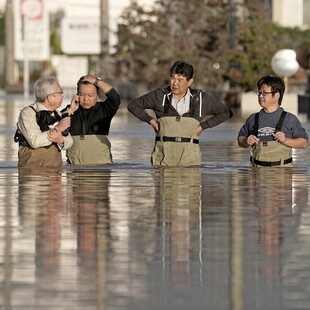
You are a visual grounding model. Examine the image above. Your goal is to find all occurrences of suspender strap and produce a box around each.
[251,112,260,136]
[251,110,287,136]
[274,111,287,133]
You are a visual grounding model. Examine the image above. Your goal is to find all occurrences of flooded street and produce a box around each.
[1,94,310,309]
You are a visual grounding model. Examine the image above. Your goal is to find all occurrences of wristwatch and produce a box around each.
[95,77,102,86]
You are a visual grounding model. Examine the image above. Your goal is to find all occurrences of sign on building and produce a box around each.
[14,0,49,61]
[60,17,100,55]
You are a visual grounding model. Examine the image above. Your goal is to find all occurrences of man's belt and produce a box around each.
[156,136,199,144]
[250,156,293,167]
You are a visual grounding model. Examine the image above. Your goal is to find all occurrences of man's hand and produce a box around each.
[246,134,260,146]
[196,125,203,136]
[237,135,260,148]
[150,119,159,133]
[67,95,80,115]
[47,128,64,144]
[273,131,286,144]
[56,117,71,132]
[81,74,96,84]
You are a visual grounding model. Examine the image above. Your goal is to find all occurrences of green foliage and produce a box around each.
[113,0,230,89]
[113,1,310,91]
[226,5,283,91]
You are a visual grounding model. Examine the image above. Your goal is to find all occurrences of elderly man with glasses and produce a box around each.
[14,76,76,168]
[237,75,308,167]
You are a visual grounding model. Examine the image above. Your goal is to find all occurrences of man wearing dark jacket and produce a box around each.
[63,75,120,165]
[128,61,233,166]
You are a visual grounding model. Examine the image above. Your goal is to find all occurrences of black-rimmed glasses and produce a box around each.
[256,91,276,96]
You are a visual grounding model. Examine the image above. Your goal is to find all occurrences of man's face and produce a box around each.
[170,74,193,99]
[257,84,280,110]
[78,83,98,109]
[47,83,64,110]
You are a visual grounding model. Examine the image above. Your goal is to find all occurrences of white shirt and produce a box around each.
[171,89,191,116]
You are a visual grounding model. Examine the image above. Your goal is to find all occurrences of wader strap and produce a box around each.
[274,111,287,133]
[250,156,292,167]
[156,136,199,144]
[251,112,260,136]
[251,110,287,136]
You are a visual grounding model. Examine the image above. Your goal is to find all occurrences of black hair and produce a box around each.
[169,61,194,81]
[76,76,99,93]
[257,75,285,105]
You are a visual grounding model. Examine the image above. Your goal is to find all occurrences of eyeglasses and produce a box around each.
[48,91,63,96]
[256,91,276,96]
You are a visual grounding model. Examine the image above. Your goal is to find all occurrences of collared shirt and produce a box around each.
[171,89,191,116]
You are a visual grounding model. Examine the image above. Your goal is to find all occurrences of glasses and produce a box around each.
[256,91,276,96]
[48,91,63,96]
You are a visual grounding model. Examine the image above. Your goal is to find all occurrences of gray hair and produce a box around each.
[34,77,59,102]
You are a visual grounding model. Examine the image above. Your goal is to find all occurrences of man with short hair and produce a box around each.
[15,77,74,168]
[128,61,233,166]
[237,75,308,167]
[63,75,121,165]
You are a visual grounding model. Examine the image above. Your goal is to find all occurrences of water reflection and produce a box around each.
[66,169,111,309]
[154,168,201,300]
[1,94,310,309]
[233,167,309,310]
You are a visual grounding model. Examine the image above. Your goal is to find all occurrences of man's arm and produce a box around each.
[17,107,52,149]
[273,131,308,148]
[200,93,233,130]
[127,91,158,124]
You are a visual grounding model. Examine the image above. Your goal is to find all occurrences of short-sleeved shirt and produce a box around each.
[238,107,308,142]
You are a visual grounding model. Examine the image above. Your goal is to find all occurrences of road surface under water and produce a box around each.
[1,94,310,309]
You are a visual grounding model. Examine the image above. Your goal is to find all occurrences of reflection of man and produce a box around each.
[18,168,63,280]
[128,61,233,166]
[67,170,111,267]
[237,75,308,167]
[62,75,121,165]
[14,77,73,168]
[155,168,202,291]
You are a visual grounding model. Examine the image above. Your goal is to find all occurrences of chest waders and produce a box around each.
[151,116,201,166]
[66,135,112,165]
[15,108,62,168]
[250,111,293,167]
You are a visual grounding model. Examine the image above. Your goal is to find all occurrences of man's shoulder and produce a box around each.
[20,103,38,115]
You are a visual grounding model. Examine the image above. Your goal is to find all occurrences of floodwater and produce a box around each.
[1,94,310,310]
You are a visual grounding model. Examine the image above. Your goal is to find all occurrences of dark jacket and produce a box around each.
[66,88,121,136]
[127,86,232,130]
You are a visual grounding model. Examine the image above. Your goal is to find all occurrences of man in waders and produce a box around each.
[62,75,121,165]
[127,61,233,166]
[15,77,74,168]
[237,75,308,167]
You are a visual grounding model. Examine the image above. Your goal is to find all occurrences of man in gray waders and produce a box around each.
[237,75,308,167]
[127,61,233,166]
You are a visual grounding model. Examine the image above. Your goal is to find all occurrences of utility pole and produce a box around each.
[100,0,109,79]
[5,0,16,91]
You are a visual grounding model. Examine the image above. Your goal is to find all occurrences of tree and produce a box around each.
[113,0,230,89]
[226,3,310,91]
[114,0,310,93]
